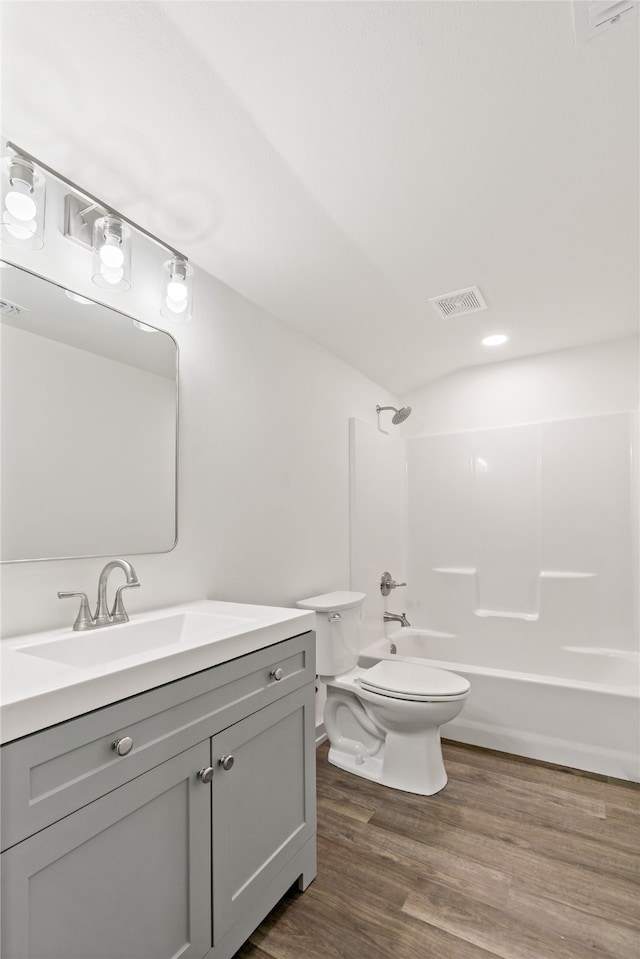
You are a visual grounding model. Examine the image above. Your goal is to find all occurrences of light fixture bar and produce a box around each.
[6,140,187,262]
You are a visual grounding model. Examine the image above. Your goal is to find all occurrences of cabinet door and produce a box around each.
[1,743,211,959]
[210,684,316,945]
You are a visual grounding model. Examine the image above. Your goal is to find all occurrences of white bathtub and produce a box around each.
[359,629,640,782]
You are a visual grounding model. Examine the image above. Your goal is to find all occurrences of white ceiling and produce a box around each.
[1,1,638,395]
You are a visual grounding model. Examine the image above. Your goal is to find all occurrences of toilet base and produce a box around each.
[327,726,448,796]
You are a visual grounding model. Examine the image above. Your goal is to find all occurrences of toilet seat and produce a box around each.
[357,660,470,702]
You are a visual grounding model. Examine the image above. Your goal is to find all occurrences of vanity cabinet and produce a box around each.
[0,631,316,959]
[1,743,212,959]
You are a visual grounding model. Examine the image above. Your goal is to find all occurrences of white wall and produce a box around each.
[0,179,399,646]
[404,337,639,433]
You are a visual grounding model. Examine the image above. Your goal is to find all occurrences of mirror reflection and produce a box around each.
[1,261,178,562]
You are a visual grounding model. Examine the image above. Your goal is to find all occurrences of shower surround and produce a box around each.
[350,412,639,780]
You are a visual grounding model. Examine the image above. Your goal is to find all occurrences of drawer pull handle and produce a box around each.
[270,667,284,681]
[112,736,133,757]
[198,767,215,784]
[219,755,235,771]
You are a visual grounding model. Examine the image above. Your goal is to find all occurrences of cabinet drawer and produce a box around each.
[1,631,314,851]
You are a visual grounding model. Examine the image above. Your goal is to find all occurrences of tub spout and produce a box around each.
[384,611,410,627]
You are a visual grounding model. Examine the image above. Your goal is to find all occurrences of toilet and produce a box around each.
[297,590,470,795]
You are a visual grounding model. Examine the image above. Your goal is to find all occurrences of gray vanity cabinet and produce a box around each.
[0,632,317,959]
[210,686,315,954]
[1,743,212,959]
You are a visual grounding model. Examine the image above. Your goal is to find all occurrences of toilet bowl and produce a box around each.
[297,591,470,796]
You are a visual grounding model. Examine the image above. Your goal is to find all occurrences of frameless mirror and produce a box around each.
[0,260,178,562]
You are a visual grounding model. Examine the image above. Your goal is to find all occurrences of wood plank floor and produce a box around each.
[235,740,639,959]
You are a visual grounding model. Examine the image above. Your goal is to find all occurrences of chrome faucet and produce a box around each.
[95,559,140,626]
[383,611,410,628]
[58,559,140,631]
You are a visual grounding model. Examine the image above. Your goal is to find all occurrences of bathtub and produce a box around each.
[359,629,640,782]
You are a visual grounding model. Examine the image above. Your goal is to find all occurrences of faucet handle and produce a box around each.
[58,591,94,631]
[110,582,140,623]
[380,572,407,596]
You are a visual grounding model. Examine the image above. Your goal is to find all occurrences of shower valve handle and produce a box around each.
[380,572,407,596]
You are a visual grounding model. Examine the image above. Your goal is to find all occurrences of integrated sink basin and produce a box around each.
[1,598,316,744]
[15,611,255,669]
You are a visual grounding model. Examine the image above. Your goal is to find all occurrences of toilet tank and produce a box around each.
[297,591,366,676]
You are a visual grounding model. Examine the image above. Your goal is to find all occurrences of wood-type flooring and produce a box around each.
[235,740,639,959]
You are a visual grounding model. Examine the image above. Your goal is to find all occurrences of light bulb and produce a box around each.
[166,278,188,302]
[165,294,188,314]
[101,267,125,286]
[5,183,37,221]
[5,219,36,240]
[160,256,192,320]
[99,235,124,269]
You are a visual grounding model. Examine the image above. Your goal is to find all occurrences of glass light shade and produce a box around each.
[160,256,193,321]
[1,156,46,250]
[92,215,131,292]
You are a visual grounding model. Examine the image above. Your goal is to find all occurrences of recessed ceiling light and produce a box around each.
[481,333,509,347]
[65,290,95,305]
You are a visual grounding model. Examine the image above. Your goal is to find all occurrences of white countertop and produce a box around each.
[0,600,316,744]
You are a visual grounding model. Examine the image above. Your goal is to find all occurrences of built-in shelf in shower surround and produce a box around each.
[539,571,596,579]
[405,412,636,651]
[431,567,597,620]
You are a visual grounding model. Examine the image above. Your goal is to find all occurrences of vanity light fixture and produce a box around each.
[1,153,46,250]
[2,140,194,318]
[92,214,131,292]
[160,256,193,322]
[481,333,509,347]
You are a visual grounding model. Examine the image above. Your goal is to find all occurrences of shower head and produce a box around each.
[392,405,412,425]
[376,404,412,425]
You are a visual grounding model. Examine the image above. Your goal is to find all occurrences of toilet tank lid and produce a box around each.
[297,591,366,612]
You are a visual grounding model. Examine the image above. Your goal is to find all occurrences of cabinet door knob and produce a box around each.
[219,754,235,771]
[198,766,215,783]
[112,736,133,757]
[270,667,284,681]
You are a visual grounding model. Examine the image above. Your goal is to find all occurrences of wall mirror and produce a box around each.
[0,260,178,562]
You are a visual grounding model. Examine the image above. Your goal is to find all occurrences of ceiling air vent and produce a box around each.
[573,1,638,42]
[0,298,27,317]
[429,286,487,320]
